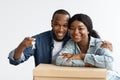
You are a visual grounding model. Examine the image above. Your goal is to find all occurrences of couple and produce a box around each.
[8,9,119,80]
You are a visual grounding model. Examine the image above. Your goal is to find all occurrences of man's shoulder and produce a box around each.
[33,30,52,38]
[39,30,51,35]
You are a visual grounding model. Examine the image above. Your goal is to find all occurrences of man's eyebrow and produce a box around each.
[53,21,59,23]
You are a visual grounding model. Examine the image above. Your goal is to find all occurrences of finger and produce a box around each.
[101,41,108,47]
[108,46,113,52]
[66,58,72,62]
[103,40,112,45]
[103,40,109,43]
[32,38,36,49]
[62,54,67,59]
[28,37,35,41]
[101,43,113,52]
[101,44,107,48]
[25,37,35,46]
[61,53,66,56]
[62,56,66,59]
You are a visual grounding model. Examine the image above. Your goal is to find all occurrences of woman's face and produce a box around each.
[70,20,89,43]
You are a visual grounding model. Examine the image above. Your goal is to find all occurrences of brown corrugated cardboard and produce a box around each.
[33,64,107,80]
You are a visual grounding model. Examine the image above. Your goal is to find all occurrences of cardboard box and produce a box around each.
[33,64,107,80]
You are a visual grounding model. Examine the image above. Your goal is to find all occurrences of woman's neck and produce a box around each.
[78,38,89,53]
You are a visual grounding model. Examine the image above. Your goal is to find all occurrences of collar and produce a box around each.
[50,30,70,47]
[89,36,102,47]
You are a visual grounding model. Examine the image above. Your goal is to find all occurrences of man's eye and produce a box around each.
[78,28,82,30]
[63,25,68,28]
[53,24,60,26]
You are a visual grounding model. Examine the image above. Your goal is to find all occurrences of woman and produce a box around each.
[55,13,120,80]
[56,13,113,68]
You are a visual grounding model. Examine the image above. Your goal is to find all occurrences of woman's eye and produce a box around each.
[70,28,75,30]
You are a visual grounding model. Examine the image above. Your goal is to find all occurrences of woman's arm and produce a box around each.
[56,55,85,67]
[55,40,85,67]
[84,48,113,70]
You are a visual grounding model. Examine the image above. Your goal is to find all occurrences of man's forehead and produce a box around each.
[53,14,69,20]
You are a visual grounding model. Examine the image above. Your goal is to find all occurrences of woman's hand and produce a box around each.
[61,53,73,58]
[85,63,96,67]
[69,54,85,60]
[61,53,86,62]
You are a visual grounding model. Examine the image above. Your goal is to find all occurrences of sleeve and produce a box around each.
[8,47,35,65]
[8,49,26,65]
[84,48,114,70]
[56,56,85,67]
[59,40,75,55]
[55,40,85,67]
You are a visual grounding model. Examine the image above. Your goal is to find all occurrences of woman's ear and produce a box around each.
[87,31,89,35]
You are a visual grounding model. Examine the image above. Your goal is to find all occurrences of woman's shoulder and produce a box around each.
[67,39,75,43]
[90,37,103,46]
[64,39,76,47]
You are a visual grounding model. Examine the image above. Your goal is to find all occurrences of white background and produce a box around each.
[0,0,120,80]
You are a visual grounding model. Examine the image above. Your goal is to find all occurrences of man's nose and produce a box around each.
[59,26,64,31]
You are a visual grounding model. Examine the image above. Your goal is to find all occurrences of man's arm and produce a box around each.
[8,37,35,65]
[14,37,35,60]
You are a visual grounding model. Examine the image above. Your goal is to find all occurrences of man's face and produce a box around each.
[51,14,69,41]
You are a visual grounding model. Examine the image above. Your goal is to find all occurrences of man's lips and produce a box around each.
[57,33,64,37]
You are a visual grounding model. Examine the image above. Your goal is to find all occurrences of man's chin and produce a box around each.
[56,36,64,41]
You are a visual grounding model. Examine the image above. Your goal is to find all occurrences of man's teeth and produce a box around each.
[58,33,63,36]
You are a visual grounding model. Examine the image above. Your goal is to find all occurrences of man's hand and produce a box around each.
[20,37,35,48]
[101,41,113,51]
[14,37,35,60]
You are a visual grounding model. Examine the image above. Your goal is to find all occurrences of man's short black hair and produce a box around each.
[52,9,70,20]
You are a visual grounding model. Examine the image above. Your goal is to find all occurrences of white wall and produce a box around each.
[0,0,120,80]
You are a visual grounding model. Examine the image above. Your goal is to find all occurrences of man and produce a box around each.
[8,9,112,67]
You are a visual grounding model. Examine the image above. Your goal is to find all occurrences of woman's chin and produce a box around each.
[73,39,81,43]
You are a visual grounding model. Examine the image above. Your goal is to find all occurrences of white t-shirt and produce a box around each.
[52,40,63,64]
